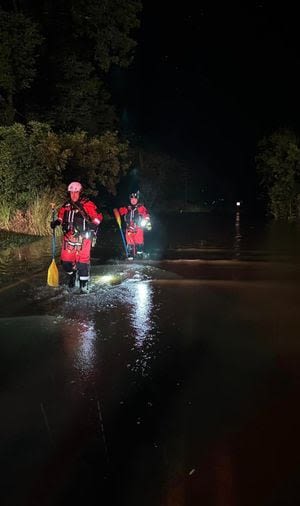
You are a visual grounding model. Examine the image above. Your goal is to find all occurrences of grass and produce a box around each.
[0,189,64,236]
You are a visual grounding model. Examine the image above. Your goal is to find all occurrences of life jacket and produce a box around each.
[124,204,147,229]
[59,198,102,247]
[61,199,90,233]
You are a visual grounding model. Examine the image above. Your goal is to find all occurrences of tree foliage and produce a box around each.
[256,129,300,219]
[0,122,130,208]
[129,148,188,209]
[0,1,142,133]
[50,0,141,133]
[0,122,68,207]
[0,8,43,123]
[62,130,130,194]
[50,55,116,135]
[71,0,141,72]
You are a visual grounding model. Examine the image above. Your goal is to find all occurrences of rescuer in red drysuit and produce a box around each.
[119,191,151,260]
[50,181,103,292]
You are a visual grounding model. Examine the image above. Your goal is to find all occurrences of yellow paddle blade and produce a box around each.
[113,208,121,228]
[47,258,59,287]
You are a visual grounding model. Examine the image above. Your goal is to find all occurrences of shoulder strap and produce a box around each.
[72,200,93,223]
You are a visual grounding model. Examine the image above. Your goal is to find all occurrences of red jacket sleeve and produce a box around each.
[137,205,149,218]
[119,207,128,216]
[57,205,66,222]
[83,200,103,225]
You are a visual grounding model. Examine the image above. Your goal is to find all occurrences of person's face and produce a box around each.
[70,191,80,202]
[130,197,138,206]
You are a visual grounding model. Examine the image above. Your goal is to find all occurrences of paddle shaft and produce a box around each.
[47,205,59,287]
[113,208,128,256]
[51,208,56,259]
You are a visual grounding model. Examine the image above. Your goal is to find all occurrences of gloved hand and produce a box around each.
[50,219,60,229]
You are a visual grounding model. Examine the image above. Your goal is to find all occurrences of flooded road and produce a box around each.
[1,213,300,506]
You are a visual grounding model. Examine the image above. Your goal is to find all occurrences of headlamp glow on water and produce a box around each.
[96,274,115,284]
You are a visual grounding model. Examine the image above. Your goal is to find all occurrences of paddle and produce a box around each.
[47,204,59,287]
[113,208,128,257]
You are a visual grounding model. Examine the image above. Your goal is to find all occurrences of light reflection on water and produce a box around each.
[234,211,241,259]
[2,213,300,341]
[126,279,157,375]
[77,321,97,373]
[130,281,153,346]
[62,319,97,377]
[1,214,300,291]
[2,222,300,506]
[55,279,156,380]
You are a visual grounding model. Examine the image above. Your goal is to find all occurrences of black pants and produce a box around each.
[61,261,89,279]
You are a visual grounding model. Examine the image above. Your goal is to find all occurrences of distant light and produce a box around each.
[236,201,241,207]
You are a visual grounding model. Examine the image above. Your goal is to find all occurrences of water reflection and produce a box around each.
[127,280,157,376]
[62,318,97,377]
[0,235,53,287]
[233,211,241,259]
[2,215,300,294]
[130,281,153,346]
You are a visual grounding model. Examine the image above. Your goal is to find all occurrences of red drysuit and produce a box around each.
[57,197,103,281]
[119,204,150,256]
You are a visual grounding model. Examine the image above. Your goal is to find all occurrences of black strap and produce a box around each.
[71,200,93,224]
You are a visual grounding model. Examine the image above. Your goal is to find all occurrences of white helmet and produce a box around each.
[68,181,82,192]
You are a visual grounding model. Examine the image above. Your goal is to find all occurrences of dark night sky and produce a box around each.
[117,2,300,201]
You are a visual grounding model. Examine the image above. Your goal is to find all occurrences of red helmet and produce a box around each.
[68,181,82,192]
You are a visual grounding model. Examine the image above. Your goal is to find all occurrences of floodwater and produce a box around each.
[1,212,300,506]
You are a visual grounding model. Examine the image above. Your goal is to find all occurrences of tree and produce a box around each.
[129,148,187,209]
[52,0,142,133]
[62,130,130,194]
[1,0,142,134]
[0,122,68,207]
[0,9,43,124]
[256,129,300,220]
[50,55,116,135]
[0,121,130,215]
[71,0,142,72]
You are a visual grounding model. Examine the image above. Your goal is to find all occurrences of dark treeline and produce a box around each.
[0,0,142,134]
[0,0,144,233]
[0,0,207,234]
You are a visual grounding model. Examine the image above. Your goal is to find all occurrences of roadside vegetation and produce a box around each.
[0,122,212,235]
[256,128,300,220]
[0,122,129,234]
